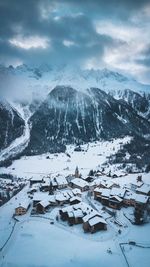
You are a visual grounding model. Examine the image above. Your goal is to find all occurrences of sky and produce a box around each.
[0,0,150,83]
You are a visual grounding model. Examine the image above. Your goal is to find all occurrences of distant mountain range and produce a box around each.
[1,64,150,110]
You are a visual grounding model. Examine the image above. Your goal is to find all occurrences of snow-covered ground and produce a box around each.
[0,136,130,179]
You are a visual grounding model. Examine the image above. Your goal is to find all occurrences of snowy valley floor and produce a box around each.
[0,137,150,267]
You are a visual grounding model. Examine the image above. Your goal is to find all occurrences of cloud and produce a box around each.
[9,35,49,50]
[0,0,150,83]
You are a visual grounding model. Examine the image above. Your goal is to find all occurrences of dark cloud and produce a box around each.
[0,0,150,83]
[136,46,150,67]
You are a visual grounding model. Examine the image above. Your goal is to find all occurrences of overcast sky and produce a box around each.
[0,0,150,83]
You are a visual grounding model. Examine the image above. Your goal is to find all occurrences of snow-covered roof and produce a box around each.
[134,194,149,204]
[110,187,126,198]
[136,184,150,195]
[88,216,107,227]
[70,196,82,202]
[41,179,50,186]
[82,211,100,223]
[72,188,82,195]
[55,176,68,186]
[38,200,50,208]
[73,209,83,218]
[33,192,49,201]
[71,178,89,188]
[109,195,122,202]
[94,187,102,193]
[90,178,102,187]
[16,199,30,210]
[55,193,67,202]
[105,180,118,188]
[101,189,111,198]
[130,180,144,188]
[60,202,94,215]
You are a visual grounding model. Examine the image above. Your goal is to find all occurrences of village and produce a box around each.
[0,139,150,267]
[12,166,150,235]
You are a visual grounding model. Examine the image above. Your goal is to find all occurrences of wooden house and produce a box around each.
[55,176,68,189]
[100,189,111,206]
[15,200,30,216]
[136,184,150,196]
[83,214,107,233]
[108,196,122,209]
[94,188,102,200]
[70,196,82,205]
[36,200,51,213]
[30,177,44,186]
[70,178,89,192]
[68,210,84,225]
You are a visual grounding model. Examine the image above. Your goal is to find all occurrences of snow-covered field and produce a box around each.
[0,136,130,179]
[0,219,122,267]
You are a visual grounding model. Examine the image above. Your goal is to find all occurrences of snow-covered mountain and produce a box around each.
[25,86,150,155]
[1,64,150,111]
[109,89,150,121]
[1,64,150,163]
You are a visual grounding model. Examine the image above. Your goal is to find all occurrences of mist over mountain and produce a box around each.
[1,63,150,112]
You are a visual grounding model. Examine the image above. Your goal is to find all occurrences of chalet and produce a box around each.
[51,178,58,189]
[134,194,149,208]
[55,176,68,189]
[59,206,73,221]
[123,191,136,206]
[104,180,120,189]
[94,188,102,200]
[82,211,100,232]
[136,184,150,196]
[55,193,68,205]
[72,188,82,197]
[33,192,46,207]
[40,179,50,192]
[110,188,126,199]
[59,202,94,224]
[15,200,30,216]
[48,195,57,206]
[70,178,89,191]
[89,178,102,190]
[68,210,84,225]
[108,196,122,209]
[130,180,144,191]
[70,196,82,205]
[83,213,107,233]
[36,200,51,213]
[30,177,44,186]
[100,189,111,206]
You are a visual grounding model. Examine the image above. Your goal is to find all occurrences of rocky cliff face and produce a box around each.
[26,86,150,155]
[0,101,25,151]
